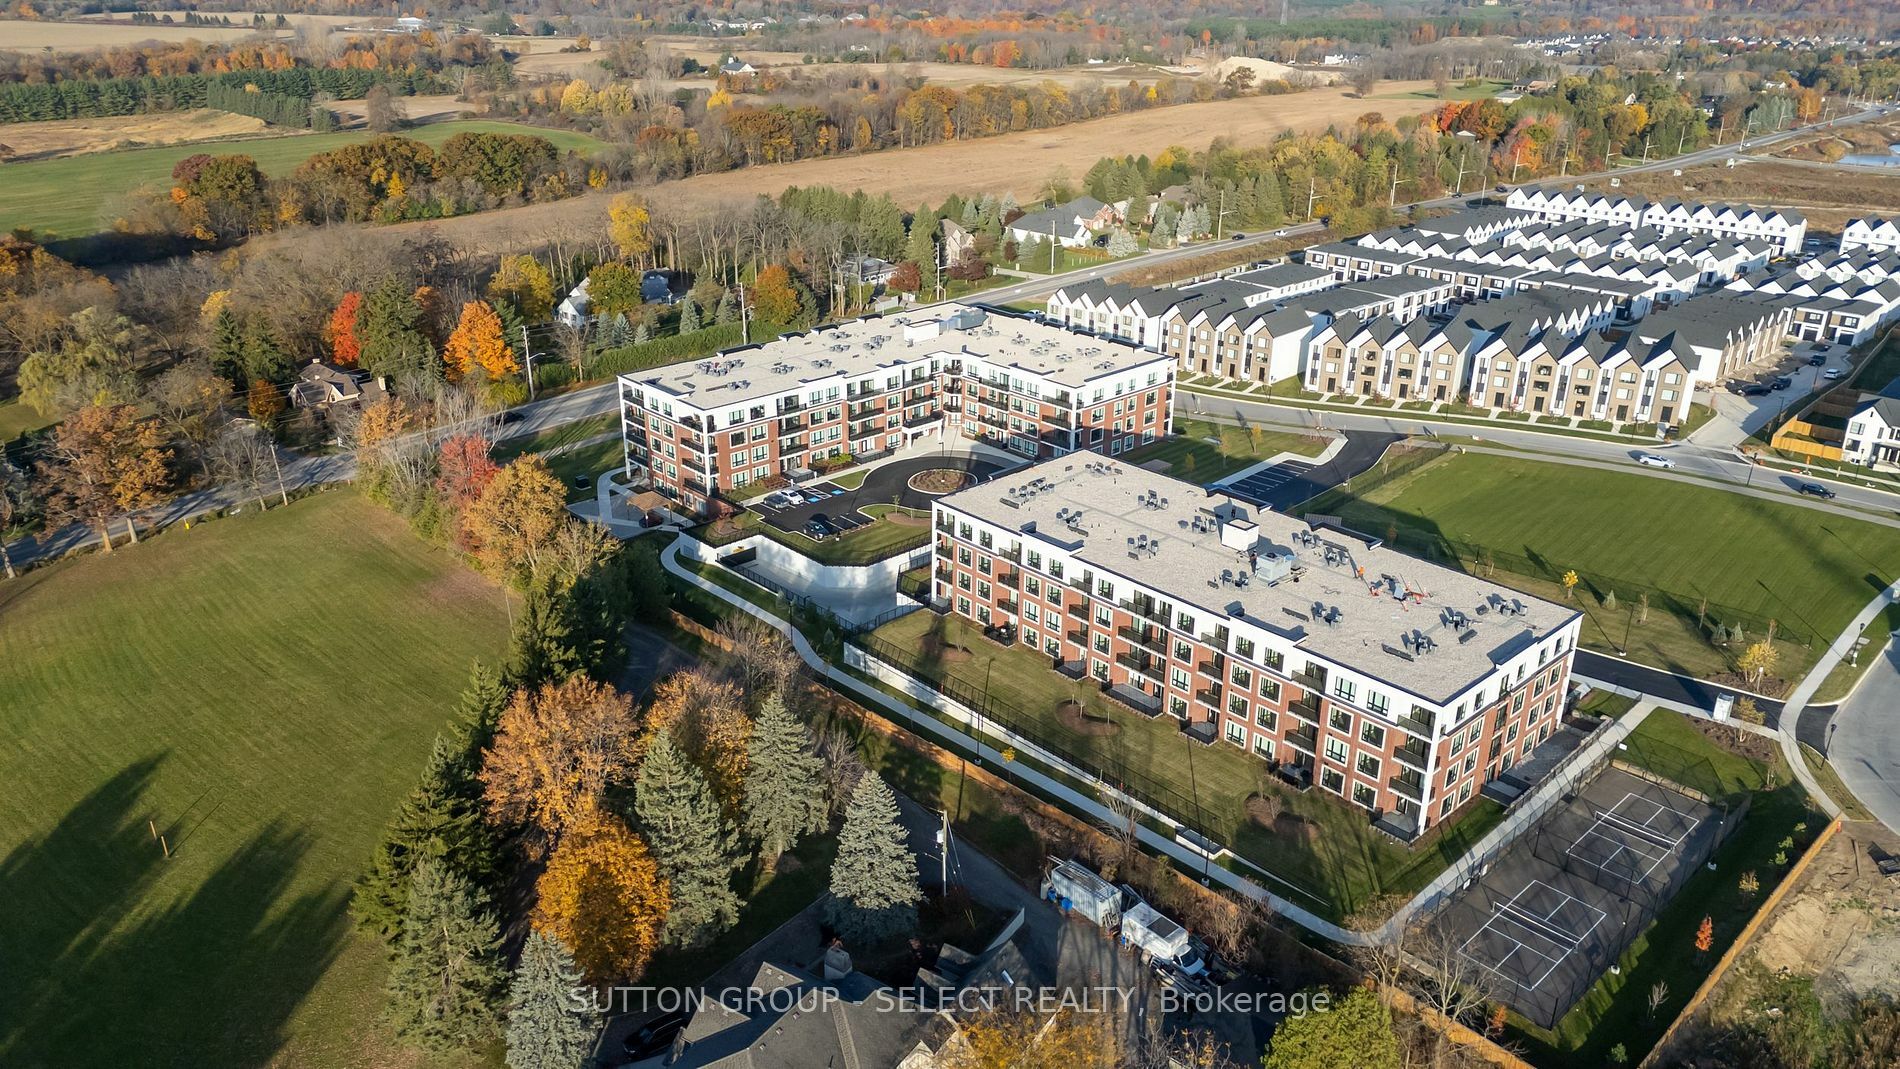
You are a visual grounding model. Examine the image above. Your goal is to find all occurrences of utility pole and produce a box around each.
[1306,174,1321,221]
[738,282,750,344]
[521,323,536,400]
[268,441,290,507]
[1511,145,1525,183]
[1215,188,1235,239]
[1049,220,1058,273]
[1388,160,1402,208]
[1641,134,1652,163]
[937,809,950,892]
[1454,144,1474,196]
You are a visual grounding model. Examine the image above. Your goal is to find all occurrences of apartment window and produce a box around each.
[1259,679,1281,703]
[1324,738,1348,765]
[956,596,971,615]
[1263,649,1283,672]
[1177,613,1196,635]
[1231,666,1253,690]
[1234,637,1255,659]
[1321,769,1345,794]
[1357,754,1381,779]
[1094,606,1112,626]
[1026,577,1041,597]
[1225,721,1246,745]
[1228,695,1249,718]
[1253,735,1275,759]
[1353,784,1377,809]
[1255,707,1277,730]
[1174,641,1192,661]
[1093,634,1110,654]
[1334,678,1357,703]
[1170,697,1188,717]
[1329,709,1353,733]
[1367,692,1389,716]
[1360,722,1386,748]
[1170,668,1190,691]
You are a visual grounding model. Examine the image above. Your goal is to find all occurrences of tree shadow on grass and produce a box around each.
[0,755,351,1069]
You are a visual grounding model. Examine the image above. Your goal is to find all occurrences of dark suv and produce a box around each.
[1797,482,1837,500]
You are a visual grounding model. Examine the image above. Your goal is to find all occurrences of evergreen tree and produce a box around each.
[208,308,247,384]
[714,290,736,325]
[352,733,499,943]
[678,295,700,333]
[239,316,288,385]
[1256,174,1286,226]
[905,205,938,269]
[356,277,435,381]
[461,659,512,746]
[634,733,742,946]
[385,858,506,1052]
[1175,209,1197,245]
[1106,227,1139,257]
[742,697,826,864]
[506,588,585,688]
[504,931,600,1069]
[633,320,650,345]
[826,772,920,945]
[1153,204,1179,247]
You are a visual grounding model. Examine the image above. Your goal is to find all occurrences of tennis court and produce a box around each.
[1436,766,1729,1027]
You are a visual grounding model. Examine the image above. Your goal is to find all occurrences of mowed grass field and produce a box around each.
[1313,453,1900,676]
[1124,417,1329,484]
[0,119,606,240]
[0,490,508,1069]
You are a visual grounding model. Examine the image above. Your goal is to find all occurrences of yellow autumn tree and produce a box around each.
[559,78,597,115]
[645,669,753,816]
[943,1005,1121,1069]
[487,254,556,321]
[442,300,518,381]
[608,191,653,266]
[532,799,670,985]
[460,456,570,587]
[480,675,647,843]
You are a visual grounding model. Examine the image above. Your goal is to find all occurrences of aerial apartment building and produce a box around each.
[1840,217,1900,256]
[929,454,1582,839]
[618,306,1174,515]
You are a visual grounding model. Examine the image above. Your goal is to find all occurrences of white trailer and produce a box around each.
[1118,900,1207,976]
[1041,857,1122,929]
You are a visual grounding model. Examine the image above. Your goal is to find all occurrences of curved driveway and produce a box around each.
[1820,638,1900,830]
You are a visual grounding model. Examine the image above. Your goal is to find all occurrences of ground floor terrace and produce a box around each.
[861,608,1509,921]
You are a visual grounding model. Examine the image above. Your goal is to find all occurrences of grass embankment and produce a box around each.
[1124,417,1329,484]
[0,119,606,240]
[0,490,509,1069]
[700,506,931,567]
[1517,711,1822,1069]
[865,609,1505,919]
[1304,451,1900,683]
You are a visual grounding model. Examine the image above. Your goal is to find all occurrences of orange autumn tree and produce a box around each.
[1695,915,1714,954]
[326,291,362,365]
[480,676,647,844]
[37,403,172,551]
[532,798,670,984]
[442,300,517,381]
[751,264,802,325]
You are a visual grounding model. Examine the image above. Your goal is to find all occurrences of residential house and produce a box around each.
[1006,196,1117,248]
[1843,378,1900,468]
[1842,217,1900,255]
[289,359,386,410]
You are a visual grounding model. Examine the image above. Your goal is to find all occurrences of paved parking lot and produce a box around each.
[1219,460,1315,505]
[754,453,1012,538]
[1696,341,1854,448]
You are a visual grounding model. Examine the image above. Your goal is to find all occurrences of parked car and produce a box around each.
[1770,376,1793,391]
[1741,383,1772,396]
[622,1007,692,1059]
[1807,353,1827,367]
[1636,454,1675,469]
[1823,368,1846,380]
[1798,482,1837,499]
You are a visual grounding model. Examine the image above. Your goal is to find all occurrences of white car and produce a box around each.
[1636,454,1675,469]
[1823,368,1845,380]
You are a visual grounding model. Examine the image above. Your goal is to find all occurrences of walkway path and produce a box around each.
[657,534,1654,947]
[1776,579,1900,821]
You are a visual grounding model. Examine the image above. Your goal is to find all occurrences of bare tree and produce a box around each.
[364,84,401,133]
[207,421,279,512]
[1408,915,1505,1069]
[0,458,38,579]
[1350,58,1384,98]
[812,718,867,817]
[716,612,803,699]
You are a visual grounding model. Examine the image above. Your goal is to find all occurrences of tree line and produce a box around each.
[0,67,441,124]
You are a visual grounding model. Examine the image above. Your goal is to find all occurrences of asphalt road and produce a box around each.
[1814,637,1900,830]
[1570,649,1822,728]
[1179,391,1900,525]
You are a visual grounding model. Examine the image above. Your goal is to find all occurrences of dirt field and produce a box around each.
[641,34,1187,89]
[1702,821,1900,1020]
[0,19,286,50]
[0,109,269,160]
[323,94,474,125]
[1579,157,1900,235]
[376,80,1435,253]
[1767,115,1900,163]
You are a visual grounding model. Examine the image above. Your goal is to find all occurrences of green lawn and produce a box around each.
[1374,78,1510,101]
[0,396,56,448]
[492,412,616,462]
[0,120,607,240]
[1305,452,1900,681]
[1124,417,1329,484]
[1849,330,1900,392]
[865,609,1506,919]
[1518,711,1820,1069]
[0,490,509,1069]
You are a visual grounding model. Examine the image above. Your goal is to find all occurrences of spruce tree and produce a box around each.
[356,277,435,381]
[352,732,498,943]
[506,588,584,688]
[742,697,826,864]
[905,206,938,269]
[826,772,921,946]
[678,294,700,333]
[385,858,506,1052]
[1107,227,1139,257]
[208,308,247,384]
[714,290,736,325]
[1257,174,1286,226]
[635,733,742,947]
[504,930,600,1069]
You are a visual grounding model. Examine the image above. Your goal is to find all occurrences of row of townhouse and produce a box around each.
[1361,218,1772,283]
[1301,291,1787,424]
[616,306,1174,515]
[1307,236,1708,309]
[1841,217,1900,256]
[1727,257,1900,346]
[1503,187,1808,255]
[929,453,1582,839]
[1044,266,1456,389]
